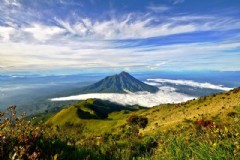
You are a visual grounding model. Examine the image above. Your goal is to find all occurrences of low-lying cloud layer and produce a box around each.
[145,79,233,91]
[51,86,195,107]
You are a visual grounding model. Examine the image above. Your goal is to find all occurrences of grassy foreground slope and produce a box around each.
[1,88,240,159]
[139,87,240,134]
[43,88,240,159]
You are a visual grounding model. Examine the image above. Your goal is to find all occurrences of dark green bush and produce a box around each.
[127,115,148,129]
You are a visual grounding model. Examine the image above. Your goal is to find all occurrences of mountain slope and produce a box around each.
[78,71,159,93]
[138,87,240,134]
[47,88,240,136]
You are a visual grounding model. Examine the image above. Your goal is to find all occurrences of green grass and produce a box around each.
[46,99,139,135]
[234,105,240,112]
[140,120,240,160]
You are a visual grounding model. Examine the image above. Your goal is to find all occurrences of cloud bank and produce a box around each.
[145,78,233,91]
[51,86,195,107]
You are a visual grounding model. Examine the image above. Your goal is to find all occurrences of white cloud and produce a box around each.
[145,78,233,91]
[147,5,170,13]
[1,1,240,42]
[0,26,15,41]
[173,0,185,5]
[51,86,195,107]
[1,11,239,42]
[23,23,66,42]
[0,8,240,72]
[0,39,239,71]
[170,15,214,21]
[53,13,240,40]
[55,19,77,35]
[3,0,21,7]
[55,16,198,40]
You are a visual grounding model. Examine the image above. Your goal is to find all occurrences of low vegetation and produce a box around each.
[1,88,240,159]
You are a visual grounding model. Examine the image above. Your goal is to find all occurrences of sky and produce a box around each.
[0,0,240,75]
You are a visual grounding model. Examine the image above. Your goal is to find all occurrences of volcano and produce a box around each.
[78,71,159,93]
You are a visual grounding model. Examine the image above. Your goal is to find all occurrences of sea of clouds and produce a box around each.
[51,86,195,107]
[51,78,233,107]
[145,78,233,91]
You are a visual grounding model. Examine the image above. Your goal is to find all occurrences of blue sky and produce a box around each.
[0,0,240,75]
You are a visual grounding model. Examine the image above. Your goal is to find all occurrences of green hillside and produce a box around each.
[47,98,144,135]
[47,88,240,136]
[139,87,240,134]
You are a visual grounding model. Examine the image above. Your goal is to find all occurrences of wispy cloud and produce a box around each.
[0,39,239,72]
[173,0,185,5]
[0,26,15,41]
[23,23,66,42]
[147,5,170,13]
[2,0,21,7]
[53,14,240,40]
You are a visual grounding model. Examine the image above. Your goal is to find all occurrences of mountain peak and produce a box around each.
[117,71,131,78]
[119,71,129,75]
[78,72,159,94]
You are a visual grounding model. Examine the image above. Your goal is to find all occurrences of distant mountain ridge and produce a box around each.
[78,71,159,94]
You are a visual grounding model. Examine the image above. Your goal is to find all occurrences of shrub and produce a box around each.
[227,112,238,118]
[127,115,148,129]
